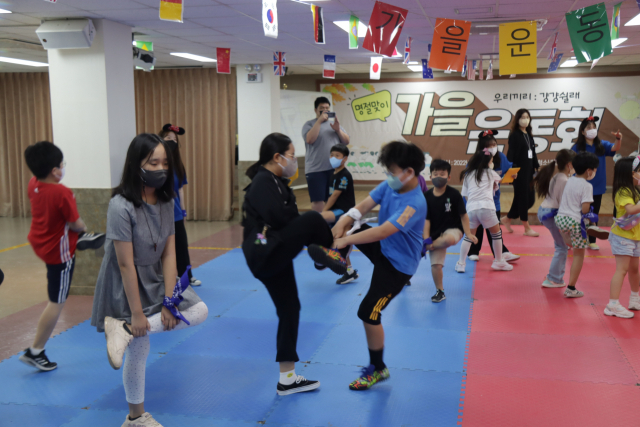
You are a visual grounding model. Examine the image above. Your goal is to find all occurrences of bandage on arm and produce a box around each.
[346,208,378,236]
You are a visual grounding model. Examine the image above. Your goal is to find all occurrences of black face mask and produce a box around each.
[431,177,448,188]
[140,168,168,189]
[165,140,178,153]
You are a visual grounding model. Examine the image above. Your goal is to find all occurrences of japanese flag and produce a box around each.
[370,57,382,80]
[263,0,278,39]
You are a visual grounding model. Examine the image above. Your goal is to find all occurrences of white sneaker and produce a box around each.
[190,277,202,286]
[503,252,520,262]
[542,278,566,288]
[468,255,480,261]
[564,288,584,298]
[588,243,600,250]
[455,262,466,273]
[104,316,133,370]
[491,260,514,271]
[628,296,640,311]
[121,412,163,427]
[604,303,634,318]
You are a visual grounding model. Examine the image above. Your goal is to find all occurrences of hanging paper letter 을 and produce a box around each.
[362,1,408,58]
[429,18,471,72]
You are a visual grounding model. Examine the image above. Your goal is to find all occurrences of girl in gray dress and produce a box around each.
[91,133,208,427]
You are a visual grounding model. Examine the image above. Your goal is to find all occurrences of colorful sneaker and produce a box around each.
[587,225,609,240]
[503,252,520,262]
[277,375,320,396]
[349,365,390,391]
[564,288,584,298]
[19,348,57,371]
[104,316,133,370]
[629,296,640,311]
[491,260,514,271]
[431,289,446,303]
[337,269,359,285]
[121,412,163,427]
[588,243,600,251]
[542,278,566,288]
[468,255,480,261]
[455,262,466,273]
[308,244,347,275]
[76,232,106,251]
[604,303,634,318]
[189,277,202,287]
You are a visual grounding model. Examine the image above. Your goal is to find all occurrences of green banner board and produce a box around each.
[566,3,612,63]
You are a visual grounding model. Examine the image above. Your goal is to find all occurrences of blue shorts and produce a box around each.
[331,209,345,222]
[306,170,333,203]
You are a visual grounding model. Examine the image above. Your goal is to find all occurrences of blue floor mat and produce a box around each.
[1,403,81,427]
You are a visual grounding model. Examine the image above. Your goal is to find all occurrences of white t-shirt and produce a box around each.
[540,173,569,209]
[557,177,594,221]
[461,169,502,212]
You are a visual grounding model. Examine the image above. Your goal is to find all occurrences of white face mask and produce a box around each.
[57,167,65,182]
[278,155,298,178]
[489,147,498,156]
[519,118,530,128]
[585,129,598,140]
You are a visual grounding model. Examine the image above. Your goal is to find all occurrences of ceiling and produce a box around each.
[0,0,639,74]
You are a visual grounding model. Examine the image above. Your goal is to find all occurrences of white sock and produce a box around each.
[490,230,503,262]
[631,291,639,298]
[609,299,619,306]
[279,369,296,385]
[347,267,354,274]
[30,347,44,355]
[459,239,472,264]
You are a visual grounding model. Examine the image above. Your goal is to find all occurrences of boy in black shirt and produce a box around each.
[322,145,357,284]
[424,160,477,302]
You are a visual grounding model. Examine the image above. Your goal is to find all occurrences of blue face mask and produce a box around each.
[330,157,343,169]
[386,170,412,191]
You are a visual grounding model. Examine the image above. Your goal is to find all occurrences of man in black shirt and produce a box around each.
[322,145,357,284]
[424,160,476,302]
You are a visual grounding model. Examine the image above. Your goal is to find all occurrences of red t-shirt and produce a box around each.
[27,177,80,265]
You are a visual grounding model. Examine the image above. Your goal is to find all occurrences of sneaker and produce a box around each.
[491,260,514,271]
[189,277,202,287]
[455,262,466,273]
[19,348,57,371]
[604,303,634,318]
[503,252,520,262]
[121,412,163,427]
[277,375,320,396]
[405,280,412,286]
[542,278,566,288]
[587,225,609,240]
[564,288,584,298]
[588,243,600,250]
[468,255,480,261]
[76,232,106,251]
[629,296,640,311]
[314,263,327,271]
[349,365,390,390]
[337,270,359,285]
[307,244,347,275]
[431,290,446,303]
[104,316,133,370]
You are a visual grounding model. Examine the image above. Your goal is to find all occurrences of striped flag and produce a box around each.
[611,3,622,40]
[547,32,558,60]
[311,5,325,44]
[467,60,475,81]
[403,37,412,64]
[273,52,286,76]
[159,0,183,23]
[478,59,484,80]
[323,55,336,79]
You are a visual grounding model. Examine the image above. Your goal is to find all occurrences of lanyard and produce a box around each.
[523,132,533,151]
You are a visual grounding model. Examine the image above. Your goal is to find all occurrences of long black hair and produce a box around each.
[533,149,575,199]
[159,127,186,183]
[512,108,533,136]
[612,157,640,205]
[112,133,175,207]
[246,133,293,180]
[572,116,604,156]
[475,130,500,170]
[461,142,494,184]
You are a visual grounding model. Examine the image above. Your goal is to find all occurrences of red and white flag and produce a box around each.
[478,59,484,80]
[216,48,230,74]
[370,57,382,80]
[467,60,475,81]
[323,55,336,79]
[547,32,558,60]
[273,52,286,76]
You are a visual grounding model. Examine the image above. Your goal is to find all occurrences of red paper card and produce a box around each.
[362,1,408,57]
[216,48,230,74]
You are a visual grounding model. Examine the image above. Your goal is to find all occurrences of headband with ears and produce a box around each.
[633,155,640,172]
[584,116,600,123]
[162,123,185,135]
[478,129,499,139]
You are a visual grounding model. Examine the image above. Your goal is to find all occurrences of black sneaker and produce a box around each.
[76,232,106,251]
[431,290,446,303]
[19,348,57,371]
[337,269,358,285]
[307,244,348,275]
[405,281,412,286]
[277,375,320,396]
[314,263,327,271]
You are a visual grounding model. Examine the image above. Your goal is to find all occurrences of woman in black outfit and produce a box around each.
[502,108,540,237]
[242,133,346,396]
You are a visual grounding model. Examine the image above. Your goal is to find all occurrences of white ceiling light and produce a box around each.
[170,53,216,62]
[407,65,423,72]
[333,20,368,37]
[475,25,498,28]
[612,37,628,48]
[560,59,578,68]
[407,61,419,65]
[624,13,640,26]
[0,8,12,13]
[0,56,48,67]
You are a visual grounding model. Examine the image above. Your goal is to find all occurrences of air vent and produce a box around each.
[455,7,493,14]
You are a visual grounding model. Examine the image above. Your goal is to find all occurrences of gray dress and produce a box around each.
[91,195,202,332]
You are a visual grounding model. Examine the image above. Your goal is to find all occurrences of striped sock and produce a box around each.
[490,230,503,262]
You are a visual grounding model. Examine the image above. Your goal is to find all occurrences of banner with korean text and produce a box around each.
[319,77,640,184]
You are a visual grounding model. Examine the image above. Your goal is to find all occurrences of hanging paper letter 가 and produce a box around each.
[362,1,408,57]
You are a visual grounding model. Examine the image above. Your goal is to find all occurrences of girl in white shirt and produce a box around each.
[458,130,516,272]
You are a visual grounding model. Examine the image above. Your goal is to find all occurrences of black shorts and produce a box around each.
[306,170,333,203]
[354,230,412,325]
[46,256,75,304]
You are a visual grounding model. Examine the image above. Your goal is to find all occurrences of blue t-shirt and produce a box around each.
[173,172,188,221]
[369,182,427,275]
[494,152,513,211]
[571,140,615,196]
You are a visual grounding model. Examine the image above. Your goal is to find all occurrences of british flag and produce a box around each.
[547,32,558,60]
[403,37,412,64]
[273,52,286,76]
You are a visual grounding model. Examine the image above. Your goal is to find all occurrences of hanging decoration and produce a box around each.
[273,52,286,76]
[547,32,558,60]
[486,59,493,80]
[467,60,476,80]
[429,18,471,72]
[363,1,409,57]
[370,57,382,80]
[216,48,230,74]
[349,15,359,49]
[611,2,622,40]
[403,37,412,64]
[566,3,612,63]
[478,59,484,80]
[323,55,336,79]
[311,5,325,44]
[159,0,183,23]
[422,44,433,79]
[461,55,467,77]
[548,53,563,73]
[263,0,278,39]
[499,21,537,75]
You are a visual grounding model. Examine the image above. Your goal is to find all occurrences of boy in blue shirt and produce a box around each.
[310,141,427,390]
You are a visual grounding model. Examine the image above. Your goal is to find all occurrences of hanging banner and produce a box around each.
[319,78,640,184]
[461,56,467,77]
[159,0,183,22]
[467,60,475,81]
[273,52,286,76]
[486,59,493,80]
[216,48,230,74]
[611,2,622,40]
[478,59,484,80]
[548,53,563,73]
[422,59,433,80]
[499,21,537,75]
[403,37,412,64]
[134,41,154,71]
[547,32,558,60]
[349,15,359,49]
[323,54,336,79]
[362,1,408,57]
[370,57,382,80]
[566,3,612,63]
[429,18,471,72]
[311,5,325,44]
[263,0,278,39]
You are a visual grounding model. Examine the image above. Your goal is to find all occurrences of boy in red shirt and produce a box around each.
[21,141,103,371]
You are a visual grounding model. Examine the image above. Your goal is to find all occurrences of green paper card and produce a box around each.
[566,3,612,63]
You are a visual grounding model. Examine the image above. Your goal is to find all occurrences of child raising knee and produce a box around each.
[424,159,477,302]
